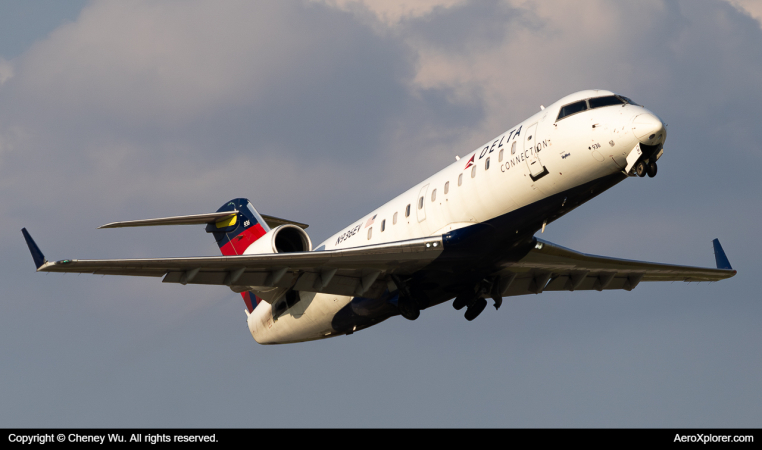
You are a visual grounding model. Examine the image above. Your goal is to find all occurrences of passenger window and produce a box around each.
[418,197,424,209]
[556,100,588,121]
[471,166,476,178]
[499,149,503,162]
[393,212,398,224]
[444,181,449,194]
[458,173,463,186]
[588,95,625,109]
[367,227,372,240]
[511,141,516,155]
[381,219,385,232]
[405,204,411,217]
[431,189,437,202]
[485,157,490,170]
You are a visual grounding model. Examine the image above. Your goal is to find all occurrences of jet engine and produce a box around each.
[243,224,312,255]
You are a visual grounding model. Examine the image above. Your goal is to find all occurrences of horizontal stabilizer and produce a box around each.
[99,212,308,230]
[712,239,732,270]
[21,228,47,269]
[99,211,239,229]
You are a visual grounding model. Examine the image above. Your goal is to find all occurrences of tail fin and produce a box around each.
[205,198,270,256]
[242,291,264,314]
[207,198,271,313]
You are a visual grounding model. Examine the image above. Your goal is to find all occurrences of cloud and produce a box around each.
[0,0,419,242]
[2,0,762,427]
[0,57,12,85]
[321,0,467,25]
[726,0,762,27]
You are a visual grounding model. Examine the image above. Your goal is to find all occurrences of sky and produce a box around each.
[1,0,761,427]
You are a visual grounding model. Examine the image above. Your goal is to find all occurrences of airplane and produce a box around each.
[22,89,736,345]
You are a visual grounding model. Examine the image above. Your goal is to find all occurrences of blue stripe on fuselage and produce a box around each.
[326,172,627,334]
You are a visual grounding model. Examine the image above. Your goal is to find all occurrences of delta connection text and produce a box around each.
[8,432,218,444]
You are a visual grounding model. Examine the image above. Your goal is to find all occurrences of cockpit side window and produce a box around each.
[588,95,625,109]
[556,100,588,121]
[618,95,640,106]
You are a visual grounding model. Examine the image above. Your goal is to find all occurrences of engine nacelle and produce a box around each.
[243,224,312,255]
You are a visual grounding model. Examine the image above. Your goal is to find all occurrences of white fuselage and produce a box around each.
[247,89,665,344]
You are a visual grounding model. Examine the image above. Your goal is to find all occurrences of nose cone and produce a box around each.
[631,113,666,145]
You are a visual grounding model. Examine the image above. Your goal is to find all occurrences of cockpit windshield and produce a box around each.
[588,95,625,109]
[556,100,588,121]
[556,94,641,122]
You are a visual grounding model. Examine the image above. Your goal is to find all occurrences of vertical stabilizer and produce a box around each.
[207,198,271,313]
[206,198,270,256]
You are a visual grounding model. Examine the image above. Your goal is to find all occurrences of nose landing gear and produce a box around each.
[635,160,647,177]
[647,161,657,178]
[635,160,658,178]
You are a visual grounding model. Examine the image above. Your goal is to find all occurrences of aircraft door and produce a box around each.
[524,123,548,181]
[416,184,429,223]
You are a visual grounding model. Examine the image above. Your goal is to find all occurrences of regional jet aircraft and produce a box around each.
[23,90,736,344]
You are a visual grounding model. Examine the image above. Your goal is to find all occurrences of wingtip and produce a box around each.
[712,238,733,271]
[21,228,47,269]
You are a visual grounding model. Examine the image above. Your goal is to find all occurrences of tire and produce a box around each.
[647,161,657,178]
[398,297,420,320]
[452,295,469,310]
[464,298,488,321]
[635,161,647,177]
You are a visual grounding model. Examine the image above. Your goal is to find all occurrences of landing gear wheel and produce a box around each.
[452,297,467,310]
[635,161,647,177]
[452,293,472,310]
[412,291,429,310]
[647,161,657,178]
[398,297,420,321]
[464,298,487,321]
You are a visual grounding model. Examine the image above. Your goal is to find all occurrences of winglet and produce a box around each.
[21,228,47,269]
[712,239,732,270]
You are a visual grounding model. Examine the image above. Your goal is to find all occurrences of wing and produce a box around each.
[22,228,443,300]
[492,238,736,297]
[22,227,734,302]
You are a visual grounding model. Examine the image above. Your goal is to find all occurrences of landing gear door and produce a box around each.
[524,123,548,180]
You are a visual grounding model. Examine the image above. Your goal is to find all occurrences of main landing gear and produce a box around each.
[635,160,658,178]
[391,275,426,321]
[452,279,501,321]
